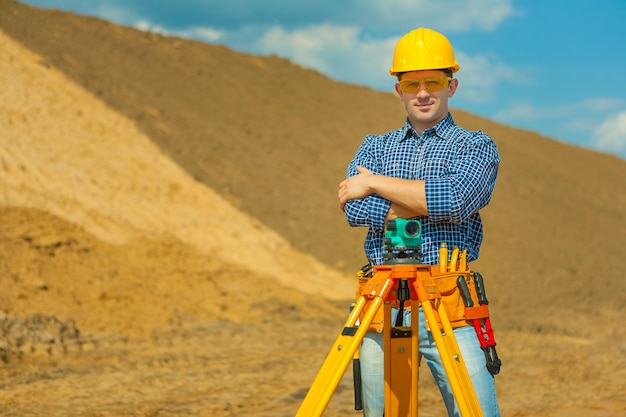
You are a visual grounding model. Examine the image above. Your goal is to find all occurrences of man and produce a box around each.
[338,28,501,416]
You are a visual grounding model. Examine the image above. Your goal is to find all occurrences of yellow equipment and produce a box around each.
[295,219,492,417]
[389,27,460,76]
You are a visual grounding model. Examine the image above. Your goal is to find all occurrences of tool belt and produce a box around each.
[355,255,502,375]
[356,266,488,332]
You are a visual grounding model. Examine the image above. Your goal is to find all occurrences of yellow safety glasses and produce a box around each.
[398,76,451,93]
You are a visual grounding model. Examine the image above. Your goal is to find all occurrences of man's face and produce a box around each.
[395,70,458,133]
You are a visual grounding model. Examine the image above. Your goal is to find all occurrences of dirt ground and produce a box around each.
[0,1,625,416]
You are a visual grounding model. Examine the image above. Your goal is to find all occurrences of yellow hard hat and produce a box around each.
[389,28,460,76]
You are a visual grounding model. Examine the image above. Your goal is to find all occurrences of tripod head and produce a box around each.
[383,219,424,264]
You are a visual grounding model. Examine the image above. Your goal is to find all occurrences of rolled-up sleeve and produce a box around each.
[345,194,391,230]
[425,132,499,224]
[343,135,391,232]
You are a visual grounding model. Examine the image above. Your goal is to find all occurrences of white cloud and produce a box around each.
[591,111,626,155]
[253,23,396,89]
[179,27,224,43]
[51,0,518,35]
[454,52,523,103]
[133,20,173,37]
[488,99,626,160]
[133,20,224,42]
[583,98,626,112]
[493,100,575,122]
[493,98,626,128]
[355,0,518,32]
[248,21,525,95]
[257,24,350,71]
[95,3,139,25]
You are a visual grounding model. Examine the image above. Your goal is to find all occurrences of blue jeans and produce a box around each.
[359,307,500,417]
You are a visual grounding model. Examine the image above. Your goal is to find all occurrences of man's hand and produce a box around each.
[338,166,375,211]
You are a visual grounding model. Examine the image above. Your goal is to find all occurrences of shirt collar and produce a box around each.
[397,113,455,143]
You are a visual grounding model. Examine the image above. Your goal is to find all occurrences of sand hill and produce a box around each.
[0,1,624,416]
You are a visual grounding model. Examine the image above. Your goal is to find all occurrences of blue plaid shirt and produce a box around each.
[344,113,500,266]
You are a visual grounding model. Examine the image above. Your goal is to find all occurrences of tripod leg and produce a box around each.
[421,299,484,417]
[295,295,384,417]
[384,303,419,417]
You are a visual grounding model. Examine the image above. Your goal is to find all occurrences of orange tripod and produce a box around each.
[295,219,486,417]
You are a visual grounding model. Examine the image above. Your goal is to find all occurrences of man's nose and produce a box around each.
[416,84,430,96]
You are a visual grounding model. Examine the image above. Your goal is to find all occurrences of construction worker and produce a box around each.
[338,28,501,416]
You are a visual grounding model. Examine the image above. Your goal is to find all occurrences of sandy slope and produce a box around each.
[0,29,353,303]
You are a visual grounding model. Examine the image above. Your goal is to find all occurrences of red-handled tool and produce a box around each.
[457,274,501,375]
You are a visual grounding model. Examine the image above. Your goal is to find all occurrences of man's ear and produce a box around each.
[448,78,459,98]
[394,82,403,98]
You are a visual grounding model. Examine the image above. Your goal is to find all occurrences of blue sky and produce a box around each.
[21,0,626,160]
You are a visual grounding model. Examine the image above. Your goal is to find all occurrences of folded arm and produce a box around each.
[338,166,427,220]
